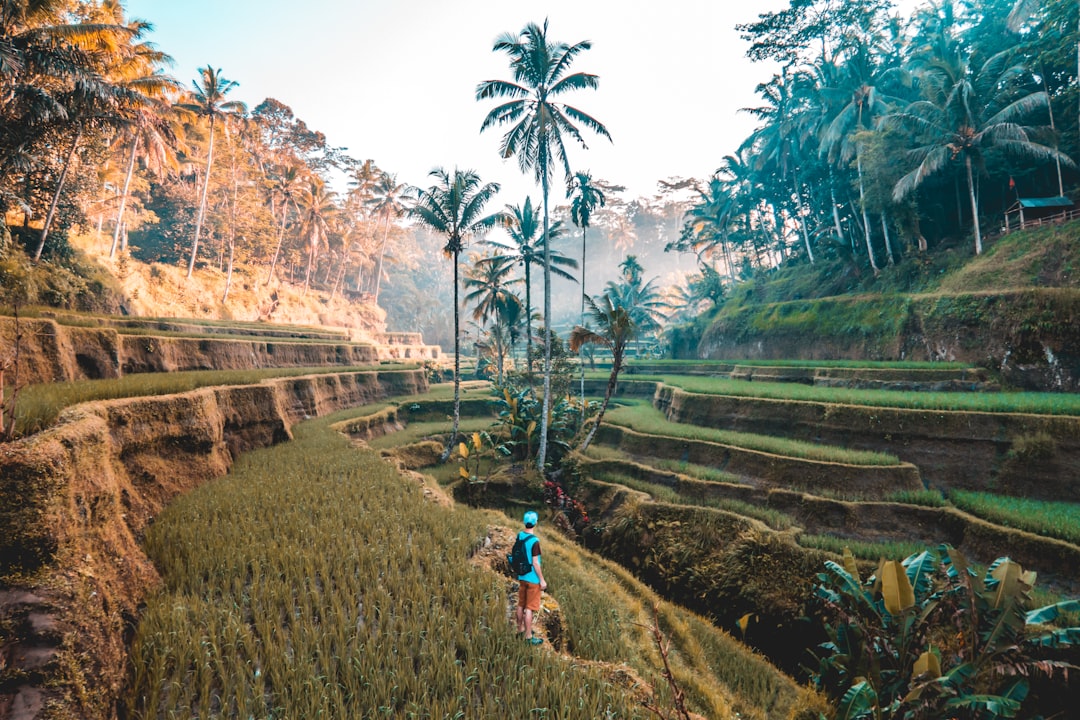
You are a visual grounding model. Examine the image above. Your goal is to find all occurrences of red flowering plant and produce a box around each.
[543,479,590,528]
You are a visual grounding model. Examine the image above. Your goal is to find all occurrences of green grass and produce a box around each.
[582,445,747,486]
[602,401,901,466]
[627,358,971,371]
[797,534,929,561]
[884,489,948,507]
[589,468,797,531]
[657,375,1080,416]
[125,411,798,719]
[12,365,412,437]
[365,418,492,451]
[949,490,1080,546]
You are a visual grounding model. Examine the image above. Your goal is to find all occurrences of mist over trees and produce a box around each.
[1,0,1076,342]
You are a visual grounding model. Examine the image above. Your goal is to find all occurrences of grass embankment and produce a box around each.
[629,358,971,370]
[11,365,414,437]
[127,410,801,719]
[655,375,1080,416]
[949,490,1080,545]
[602,401,901,466]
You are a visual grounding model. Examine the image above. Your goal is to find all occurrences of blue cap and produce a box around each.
[523,511,538,527]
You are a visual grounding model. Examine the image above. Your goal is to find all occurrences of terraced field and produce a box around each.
[2,326,1077,718]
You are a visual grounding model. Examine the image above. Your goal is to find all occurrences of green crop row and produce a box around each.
[126,412,799,719]
[629,358,970,370]
[658,375,1080,416]
[949,490,1080,546]
[588,468,797,531]
[602,402,901,466]
[11,365,412,437]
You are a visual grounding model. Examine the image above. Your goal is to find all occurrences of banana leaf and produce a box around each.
[1025,599,1080,625]
[835,680,877,720]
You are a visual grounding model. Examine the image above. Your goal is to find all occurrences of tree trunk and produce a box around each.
[372,215,391,303]
[794,174,814,264]
[966,156,983,255]
[524,257,533,382]
[187,115,217,279]
[34,126,82,262]
[222,237,235,303]
[856,154,879,274]
[580,345,622,452]
[265,199,289,286]
[111,135,139,259]
[440,247,462,463]
[579,225,587,423]
[881,213,895,266]
[829,170,846,248]
[303,228,316,296]
[537,168,552,473]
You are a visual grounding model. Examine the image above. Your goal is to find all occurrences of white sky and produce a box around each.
[124,0,923,203]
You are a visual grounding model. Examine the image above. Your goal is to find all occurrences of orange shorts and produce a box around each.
[517,580,541,612]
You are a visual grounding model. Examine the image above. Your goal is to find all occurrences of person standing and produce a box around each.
[515,510,547,645]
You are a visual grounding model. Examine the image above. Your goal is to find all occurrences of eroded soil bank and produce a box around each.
[656,385,1080,501]
[0,369,426,719]
[0,317,439,386]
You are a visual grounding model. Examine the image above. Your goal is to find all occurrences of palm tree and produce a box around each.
[568,293,637,452]
[477,18,611,472]
[567,170,605,417]
[410,168,504,462]
[0,0,134,222]
[178,66,247,278]
[107,53,181,258]
[264,164,303,285]
[294,176,338,295]
[366,172,409,304]
[480,196,577,378]
[887,49,1070,254]
[820,41,905,273]
[464,255,521,383]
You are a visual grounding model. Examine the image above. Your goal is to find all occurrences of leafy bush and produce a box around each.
[809,545,1080,719]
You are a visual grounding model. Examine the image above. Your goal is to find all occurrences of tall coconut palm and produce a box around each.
[567,170,605,417]
[366,172,409,304]
[0,0,133,220]
[178,66,246,278]
[410,168,504,462]
[477,19,610,470]
[887,49,1071,254]
[820,41,905,273]
[480,196,577,379]
[464,255,521,383]
[568,293,637,452]
[294,176,338,296]
[33,14,165,262]
[264,164,303,285]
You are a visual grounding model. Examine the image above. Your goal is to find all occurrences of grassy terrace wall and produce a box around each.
[0,316,409,385]
[592,424,922,495]
[0,369,426,719]
[656,385,1080,501]
[626,361,994,391]
[696,289,1080,392]
[578,457,1080,594]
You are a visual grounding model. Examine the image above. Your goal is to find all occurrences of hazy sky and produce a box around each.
[124,1,921,203]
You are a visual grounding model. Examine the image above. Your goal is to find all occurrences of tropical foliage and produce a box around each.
[809,544,1080,720]
[478,18,610,472]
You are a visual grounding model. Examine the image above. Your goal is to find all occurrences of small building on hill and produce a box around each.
[1004,196,1076,232]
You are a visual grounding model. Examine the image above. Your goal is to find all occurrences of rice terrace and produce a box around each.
[3,1,1080,718]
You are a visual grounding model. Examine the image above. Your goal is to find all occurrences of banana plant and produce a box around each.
[810,544,1080,720]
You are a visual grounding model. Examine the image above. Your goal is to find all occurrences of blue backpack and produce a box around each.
[507,535,534,576]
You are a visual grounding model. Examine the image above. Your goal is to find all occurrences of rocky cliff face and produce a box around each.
[0,317,440,387]
[0,369,426,720]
